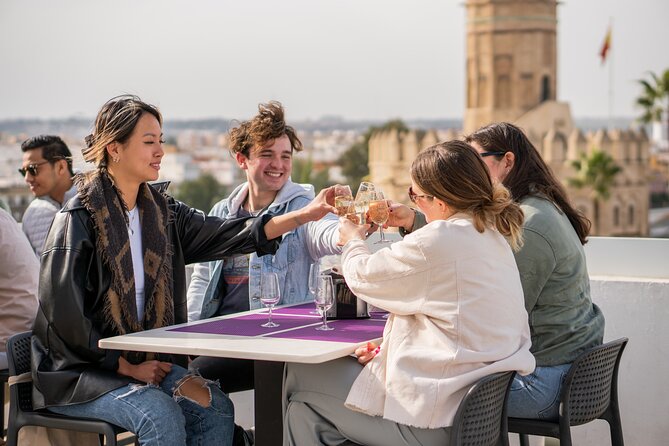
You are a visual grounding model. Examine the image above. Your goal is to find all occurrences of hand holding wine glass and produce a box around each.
[260,272,281,328]
[314,275,335,331]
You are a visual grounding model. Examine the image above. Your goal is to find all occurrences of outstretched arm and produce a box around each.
[263,186,337,240]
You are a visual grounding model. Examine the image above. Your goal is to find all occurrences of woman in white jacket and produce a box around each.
[283,140,536,446]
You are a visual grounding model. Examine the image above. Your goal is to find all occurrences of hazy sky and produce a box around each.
[1,0,667,121]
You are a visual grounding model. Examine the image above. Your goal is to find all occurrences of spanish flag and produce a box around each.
[600,26,611,64]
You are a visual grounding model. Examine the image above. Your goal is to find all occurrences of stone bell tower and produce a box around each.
[464,0,559,134]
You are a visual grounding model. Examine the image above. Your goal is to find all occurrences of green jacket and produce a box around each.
[515,196,604,366]
[407,196,605,366]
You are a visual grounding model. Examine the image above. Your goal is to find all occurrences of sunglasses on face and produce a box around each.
[407,186,434,204]
[479,151,507,158]
[18,160,51,177]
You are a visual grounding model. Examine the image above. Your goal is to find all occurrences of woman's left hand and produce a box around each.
[338,217,369,246]
[297,186,337,223]
[355,342,381,365]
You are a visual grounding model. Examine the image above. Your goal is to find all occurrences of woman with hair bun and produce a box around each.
[282,140,535,446]
[390,122,605,422]
[30,95,336,446]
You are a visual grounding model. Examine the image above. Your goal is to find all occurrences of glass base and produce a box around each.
[261,321,279,328]
[374,239,391,244]
[316,325,334,331]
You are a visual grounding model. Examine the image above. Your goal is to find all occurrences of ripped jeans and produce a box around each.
[48,364,234,446]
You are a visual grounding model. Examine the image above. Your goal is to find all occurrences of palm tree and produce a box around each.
[636,69,669,138]
[568,150,622,233]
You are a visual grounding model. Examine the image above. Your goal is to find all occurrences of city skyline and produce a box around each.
[1,0,668,122]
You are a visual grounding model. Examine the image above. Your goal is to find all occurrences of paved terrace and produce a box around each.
[3,236,667,445]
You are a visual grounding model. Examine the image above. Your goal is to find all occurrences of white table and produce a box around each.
[99,305,384,446]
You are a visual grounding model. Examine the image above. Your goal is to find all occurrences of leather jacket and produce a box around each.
[31,185,279,409]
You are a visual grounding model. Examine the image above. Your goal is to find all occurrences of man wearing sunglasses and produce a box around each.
[19,135,76,256]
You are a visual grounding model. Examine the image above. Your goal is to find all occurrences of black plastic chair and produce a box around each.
[5,331,137,446]
[449,371,514,446]
[1,367,9,437]
[508,337,628,446]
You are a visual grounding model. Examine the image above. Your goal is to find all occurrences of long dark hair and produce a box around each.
[465,122,591,244]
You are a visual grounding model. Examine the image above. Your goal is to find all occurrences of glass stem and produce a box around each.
[379,227,385,242]
[322,310,328,329]
[268,306,273,325]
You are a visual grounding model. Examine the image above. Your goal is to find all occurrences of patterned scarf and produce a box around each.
[75,170,173,363]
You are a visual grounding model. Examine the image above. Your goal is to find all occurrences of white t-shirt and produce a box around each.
[127,207,145,321]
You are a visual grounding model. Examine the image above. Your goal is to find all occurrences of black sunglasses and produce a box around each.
[18,160,51,177]
[408,186,434,204]
[479,151,507,158]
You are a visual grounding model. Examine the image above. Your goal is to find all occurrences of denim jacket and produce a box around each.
[187,180,341,321]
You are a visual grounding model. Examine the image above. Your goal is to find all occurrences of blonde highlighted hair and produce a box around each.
[410,140,524,251]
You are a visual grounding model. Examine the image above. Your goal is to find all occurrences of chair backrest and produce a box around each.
[7,331,35,412]
[562,337,628,426]
[449,371,515,446]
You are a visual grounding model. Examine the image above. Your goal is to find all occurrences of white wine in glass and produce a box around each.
[355,182,375,224]
[369,191,391,244]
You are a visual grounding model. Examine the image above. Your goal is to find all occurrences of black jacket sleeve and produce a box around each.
[170,198,281,265]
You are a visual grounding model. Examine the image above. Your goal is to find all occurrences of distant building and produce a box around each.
[0,185,33,222]
[370,0,650,236]
[159,146,201,184]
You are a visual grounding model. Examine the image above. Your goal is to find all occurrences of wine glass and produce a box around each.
[368,190,391,244]
[334,185,354,218]
[355,182,375,224]
[314,275,335,331]
[308,262,321,314]
[260,272,281,328]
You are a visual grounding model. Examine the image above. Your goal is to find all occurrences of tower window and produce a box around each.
[541,75,551,102]
[613,206,620,227]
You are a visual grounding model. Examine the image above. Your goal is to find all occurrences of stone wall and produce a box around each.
[368,125,650,236]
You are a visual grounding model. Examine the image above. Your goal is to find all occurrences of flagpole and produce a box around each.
[608,17,614,129]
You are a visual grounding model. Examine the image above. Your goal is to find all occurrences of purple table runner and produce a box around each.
[265,318,385,343]
[168,314,313,337]
[168,311,386,342]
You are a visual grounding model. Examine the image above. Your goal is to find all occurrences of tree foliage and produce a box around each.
[636,69,669,130]
[292,157,335,193]
[568,150,622,200]
[173,173,229,212]
[568,149,622,233]
[337,119,409,192]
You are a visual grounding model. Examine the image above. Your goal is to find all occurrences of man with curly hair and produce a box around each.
[187,102,340,440]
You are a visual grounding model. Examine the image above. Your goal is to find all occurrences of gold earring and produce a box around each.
[113,157,119,163]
